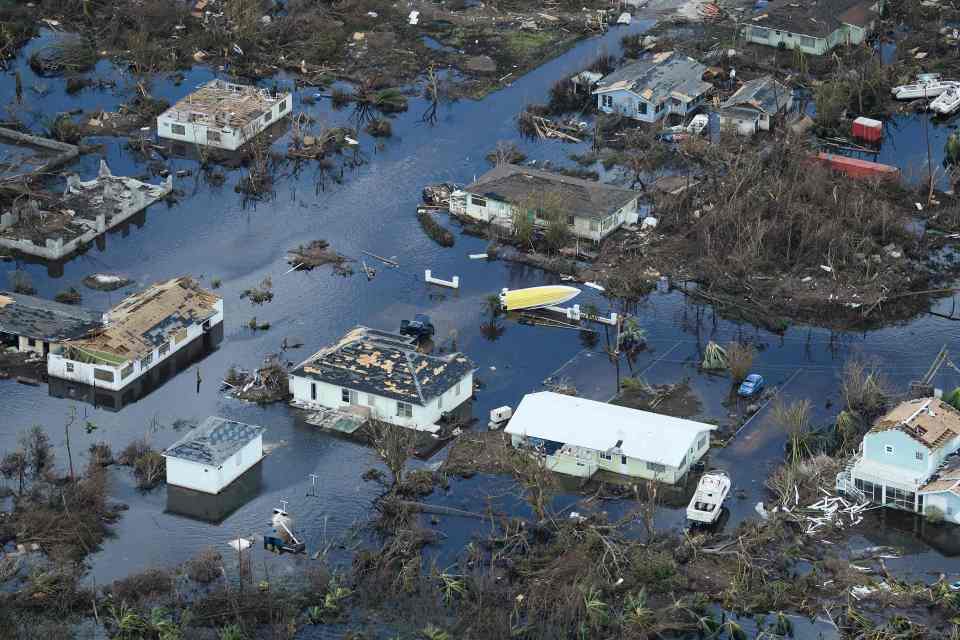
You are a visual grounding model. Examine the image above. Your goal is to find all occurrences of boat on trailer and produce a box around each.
[686,470,731,525]
[931,87,960,116]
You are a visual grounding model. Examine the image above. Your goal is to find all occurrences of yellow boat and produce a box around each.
[500,285,581,311]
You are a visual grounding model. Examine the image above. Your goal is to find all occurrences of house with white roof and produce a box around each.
[837,397,960,520]
[504,392,716,483]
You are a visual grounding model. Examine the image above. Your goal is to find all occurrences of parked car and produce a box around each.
[738,374,765,397]
[950,580,960,592]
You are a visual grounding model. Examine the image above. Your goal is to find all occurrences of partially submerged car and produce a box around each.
[738,373,765,397]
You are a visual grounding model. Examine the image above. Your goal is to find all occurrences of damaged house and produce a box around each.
[449,164,640,242]
[0,161,172,261]
[838,398,960,522]
[289,327,475,431]
[719,75,794,135]
[742,0,883,55]
[47,276,222,393]
[0,291,102,356]
[592,51,712,123]
[164,416,265,495]
[157,80,292,151]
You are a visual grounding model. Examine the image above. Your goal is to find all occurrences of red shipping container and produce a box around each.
[852,116,883,143]
[814,153,900,180]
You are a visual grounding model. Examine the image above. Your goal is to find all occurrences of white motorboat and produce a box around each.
[892,76,958,100]
[686,470,731,525]
[931,86,960,115]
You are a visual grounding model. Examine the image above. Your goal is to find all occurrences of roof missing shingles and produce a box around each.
[0,290,102,342]
[871,398,960,451]
[721,76,792,115]
[292,327,475,405]
[593,51,711,105]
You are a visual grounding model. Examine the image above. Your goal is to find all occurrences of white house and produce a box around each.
[838,398,960,521]
[0,291,102,356]
[48,276,223,392]
[163,416,265,495]
[449,164,640,242]
[289,327,475,431]
[157,80,292,151]
[719,76,794,135]
[504,392,716,483]
[592,51,712,124]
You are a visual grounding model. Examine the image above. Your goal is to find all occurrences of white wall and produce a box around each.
[158,93,292,151]
[48,300,223,391]
[166,435,263,494]
[290,370,473,429]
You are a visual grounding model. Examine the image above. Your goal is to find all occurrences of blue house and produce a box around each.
[838,398,960,521]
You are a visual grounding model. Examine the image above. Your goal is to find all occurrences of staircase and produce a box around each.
[835,455,866,502]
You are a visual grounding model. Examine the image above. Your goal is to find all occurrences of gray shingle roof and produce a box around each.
[721,76,791,115]
[464,164,638,221]
[593,51,711,104]
[0,291,102,342]
[164,417,264,466]
[292,327,475,405]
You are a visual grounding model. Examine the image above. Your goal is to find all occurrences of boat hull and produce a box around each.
[500,285,581,311]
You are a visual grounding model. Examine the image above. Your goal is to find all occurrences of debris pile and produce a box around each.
[225,356,290,404]
[286,239,351,274]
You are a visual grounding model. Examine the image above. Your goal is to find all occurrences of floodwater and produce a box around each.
[0,19,958,636]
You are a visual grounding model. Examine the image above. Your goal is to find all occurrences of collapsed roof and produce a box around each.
[721,75,792,115]
[159,79,289,130]
[64,276,220,365]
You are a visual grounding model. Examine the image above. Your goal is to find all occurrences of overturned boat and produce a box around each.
[931,86,960,116]
[500,285,580,311]
[686,470,731,525]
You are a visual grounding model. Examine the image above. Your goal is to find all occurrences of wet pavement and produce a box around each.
[0,17,958,620]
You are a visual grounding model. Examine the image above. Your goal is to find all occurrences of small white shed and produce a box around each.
[163,417,265,494]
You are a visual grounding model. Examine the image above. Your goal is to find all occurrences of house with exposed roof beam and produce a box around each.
[288,327,475,431]
[837,397,960,519]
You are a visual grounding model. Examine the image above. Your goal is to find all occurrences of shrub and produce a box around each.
[417,210,455,247]
[117,438,152,466]
[108,567,172,603]
[88,442,113,466]
[186,547,223,584]
[133,451,165,490]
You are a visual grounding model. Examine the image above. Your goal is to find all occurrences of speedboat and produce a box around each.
[687,470,731,525]
[892,76,958,100]
[931,87,960,115]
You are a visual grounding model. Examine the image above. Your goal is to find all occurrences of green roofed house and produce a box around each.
[741,0,884,56]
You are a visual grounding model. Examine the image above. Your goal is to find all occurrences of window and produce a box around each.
[437,395,443,410]
[799,35,816,48]
[171,124,186,135]
[885,487,917,512]
[471,195,487,208]
[751,26,769,40]
[854,478,882,503]
[566,214,575,227]
[158,342,170,357]
[341,388,358,404]
[94,368,114,383]
[646,461,666,473]
[599,452,612,461]
[455,381,462,396]
[121,363,134,379]
[885,445,894,455]
[916,451,924,461]
[27,338,35,347]
[698,435,708,450]
[66,362,74,373]
[263,113,270,124]
[621,455,627,465]
[601,94,613,108]
[141,353,153,369]
[207,130,222,143]
[310,383,317,401]
[589,219,599,232]
[396,401,413,418]
[639,101,648,114]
